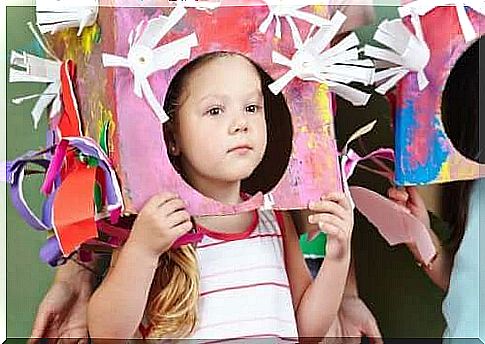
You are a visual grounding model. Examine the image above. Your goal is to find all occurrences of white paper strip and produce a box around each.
[259,1,331,48]
[269,11,375,106]
[102,7,198,123]
[398,0,485,43]
[364,18,430,94]
[36,0,99,36]
[9,50,62,129]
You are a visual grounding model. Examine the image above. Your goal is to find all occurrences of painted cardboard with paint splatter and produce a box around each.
[51,2,342,216]
[394,6,484,185]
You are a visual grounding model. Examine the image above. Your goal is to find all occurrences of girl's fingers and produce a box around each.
[388,187,409,202]
[308,200,347,221]
[172,220,194,236]
[166,209,191,228]
[144,192,178,210]
[324,192,352,211]
[308,213,347,234]
[160,198,186,216]
[406,186,426,207]
[387,189,411,213]
[317,221,341,239]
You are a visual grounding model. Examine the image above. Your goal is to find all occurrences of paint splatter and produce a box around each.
[57,23,100,60]
[395,100,448,185]
[316,84,331,124]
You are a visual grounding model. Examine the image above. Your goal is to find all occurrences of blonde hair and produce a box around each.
[146,244,200,338]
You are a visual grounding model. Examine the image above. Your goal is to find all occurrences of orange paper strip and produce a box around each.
[53,163,97,255]
[58,60,83,137]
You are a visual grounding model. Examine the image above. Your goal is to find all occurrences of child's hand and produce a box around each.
[387,186,430,229]
[325,295,383,344]
[127,193,193,259]
[308,192,354,262]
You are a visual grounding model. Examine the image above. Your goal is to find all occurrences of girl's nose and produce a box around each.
[229,116,249,134]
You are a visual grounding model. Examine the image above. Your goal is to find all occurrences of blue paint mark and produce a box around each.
[395,100,449,185]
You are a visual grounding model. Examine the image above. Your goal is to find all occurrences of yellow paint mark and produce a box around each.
[312,5,328,17]
[438,160,451,181]
[315,83,332,124]
[87,101,115,150]
[307,133,317,150]
[57,23,100,60]
[299,125,309,133]
[81,24,100,56]
[58,28,78,60]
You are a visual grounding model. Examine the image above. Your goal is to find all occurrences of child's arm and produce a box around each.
[88,193,193,339]
[282,192,353,339]
[88,243,159,339]
[388,186,452,291]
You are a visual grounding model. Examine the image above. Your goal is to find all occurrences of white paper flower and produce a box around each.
[102,6,198,123]
[364,18,430,94]
[36,0,99,36]
[269,11,375,106]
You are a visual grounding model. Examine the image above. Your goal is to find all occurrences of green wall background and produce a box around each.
[6,6,56,338]
[6,5,446,338]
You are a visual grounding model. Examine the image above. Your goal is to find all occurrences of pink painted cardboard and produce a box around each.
[394,6,485,185]
[54,2,342,215]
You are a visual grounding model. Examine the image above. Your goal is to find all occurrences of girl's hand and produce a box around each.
[387,186,430,229]
[308,192,354,262]
[126,193,193,259]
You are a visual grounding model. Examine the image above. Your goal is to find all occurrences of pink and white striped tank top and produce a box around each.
[187,209,299,342]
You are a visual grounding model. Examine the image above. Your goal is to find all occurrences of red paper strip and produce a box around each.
[53,164,97,255]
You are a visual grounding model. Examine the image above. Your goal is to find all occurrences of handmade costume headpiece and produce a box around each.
[5,0,376,264]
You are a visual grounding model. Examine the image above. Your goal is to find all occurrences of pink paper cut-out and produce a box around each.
[350,186,437,265]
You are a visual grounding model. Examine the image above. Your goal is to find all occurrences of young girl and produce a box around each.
[87,51,354,341]
[388,37,483,340]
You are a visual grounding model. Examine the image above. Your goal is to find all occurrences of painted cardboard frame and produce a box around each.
[53,2,342,216]
[394,6,484,185]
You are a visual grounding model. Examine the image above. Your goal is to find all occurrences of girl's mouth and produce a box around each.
[228,145,253,154]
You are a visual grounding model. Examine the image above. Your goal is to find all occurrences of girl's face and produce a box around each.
[171,55,268,192]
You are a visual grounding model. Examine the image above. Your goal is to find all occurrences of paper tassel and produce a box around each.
[364,18,430,94]
[399,0,485,43]
[269,10,375,106]
[36,0,99,36]
[102,6,198,123]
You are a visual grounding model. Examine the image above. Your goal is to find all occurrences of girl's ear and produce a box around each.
[170,143,181,156]
[164,122,181,156]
